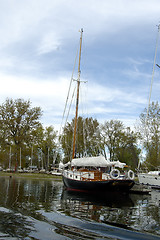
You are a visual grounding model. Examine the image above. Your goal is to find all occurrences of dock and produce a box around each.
[129,183,151,194]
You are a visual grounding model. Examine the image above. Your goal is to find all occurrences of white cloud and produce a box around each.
[0,73,68,109]
[37,33,61,55]
[0,0,160,130]
[87,82,146,106]
[0,0,160,50]
[0,70,146,126]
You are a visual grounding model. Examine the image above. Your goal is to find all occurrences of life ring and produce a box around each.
[127,170,135,180]
[110,169,120,179]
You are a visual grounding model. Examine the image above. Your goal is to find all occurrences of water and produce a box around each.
[0,176,160,240]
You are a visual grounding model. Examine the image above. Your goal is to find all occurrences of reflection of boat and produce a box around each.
[62,189,134,208]
[61,189,134,228]
[61,29,135,193]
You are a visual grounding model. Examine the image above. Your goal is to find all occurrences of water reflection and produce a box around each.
[0,176,62,214]
[60,189,160,237]
[0,176,160,239]
[0,208,34,238]
[62,189,134,207]
[61,190,134,224]
[61,190,137,227]
[151,189,160,206]
[0,176,63,239]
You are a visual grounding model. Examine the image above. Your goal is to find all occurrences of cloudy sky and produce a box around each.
[1,0,160,130]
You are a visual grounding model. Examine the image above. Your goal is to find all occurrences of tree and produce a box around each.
[22,125,58,170]
[101,120,124,161]
[41,126,57,170]
[115,127,140,169]
[101,120,139,169]
[60,117,101,162]
[84,117,103,156]
[139,101,160,170]
[0,98,42,168]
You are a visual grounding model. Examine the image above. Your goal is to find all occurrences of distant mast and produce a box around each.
[138,24,160,169]
[72,28,83,159]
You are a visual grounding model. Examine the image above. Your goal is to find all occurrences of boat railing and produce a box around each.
[63,169,134,180]
[64,170,111,181]
[63,170,93,180]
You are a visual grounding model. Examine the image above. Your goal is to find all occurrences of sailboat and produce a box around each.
[137,25,160,188]
[61,29,135,192]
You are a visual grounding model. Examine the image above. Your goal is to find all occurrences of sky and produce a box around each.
[1,0,160,131]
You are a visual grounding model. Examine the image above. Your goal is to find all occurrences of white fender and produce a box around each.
[110,169,120,180]
[128,170,135,180]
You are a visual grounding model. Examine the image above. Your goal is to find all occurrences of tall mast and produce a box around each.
[72,28,83,159]
[138,24,160,169]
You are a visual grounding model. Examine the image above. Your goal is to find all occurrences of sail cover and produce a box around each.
[71,155,109,167]
[71,155,126,168]
[110,160,126,169]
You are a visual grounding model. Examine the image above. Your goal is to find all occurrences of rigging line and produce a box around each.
[83,89,87,154]
[83,122,87,155]
[146,24,160,117]
[91,117,101,155]
[63,86,77,162]
[53,86,76,163]
[79,84,86,118]
[54,87,77,163]
[58,44,79,138]
[54,43,79,164]
[82,82,89,156]
[79,84,87,155]
[64,85,76,128]
[85,80,89,118]
[138,24,160,169]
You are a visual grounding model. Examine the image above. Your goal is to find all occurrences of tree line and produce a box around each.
[0,98,160,171]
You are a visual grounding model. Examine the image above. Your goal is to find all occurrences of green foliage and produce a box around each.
[0,98,42,146]
[41,126,57,170]
[60,117,101,163]
[101,120,139,169]
[0,98,142,170]
[61,117,139,168]
[139,101,160,170]
[0,98,58,170]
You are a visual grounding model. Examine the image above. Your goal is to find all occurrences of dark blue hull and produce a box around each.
[62,175,134,192]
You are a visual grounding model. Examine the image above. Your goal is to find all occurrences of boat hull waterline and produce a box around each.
[62,175,134,192]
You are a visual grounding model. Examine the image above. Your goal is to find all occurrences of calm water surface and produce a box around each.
[0,176,160,240]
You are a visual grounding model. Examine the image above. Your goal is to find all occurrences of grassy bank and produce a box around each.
[0,171,62,180]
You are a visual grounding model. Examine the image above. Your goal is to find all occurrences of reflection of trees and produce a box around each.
[147,206,160,222]
[60,190,160,235]
[0,177,62,238]
[121,194,159,234]
[0,211,34,239]
[1,177,160,237]
[0,177,62,214]
[102,194,160,235]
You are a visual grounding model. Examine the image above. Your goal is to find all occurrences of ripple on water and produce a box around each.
[0,177,160,239]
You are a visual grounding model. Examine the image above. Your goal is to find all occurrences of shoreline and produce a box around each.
[0,171,62,180]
